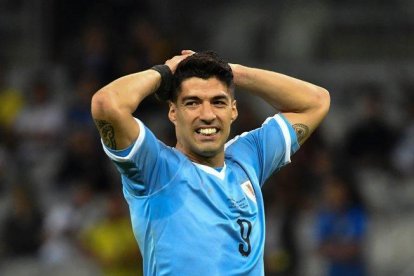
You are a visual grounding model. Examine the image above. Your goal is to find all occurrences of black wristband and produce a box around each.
[151,64,173,101]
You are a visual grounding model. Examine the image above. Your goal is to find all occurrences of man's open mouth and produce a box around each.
[196,128,219,136]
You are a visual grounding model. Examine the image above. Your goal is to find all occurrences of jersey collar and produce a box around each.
[193,162,227,180]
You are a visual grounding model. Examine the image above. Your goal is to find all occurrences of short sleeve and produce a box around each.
[225,113,299,186]
[101,118,182,196]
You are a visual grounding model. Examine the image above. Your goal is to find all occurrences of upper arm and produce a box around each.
[101,119,183,196]
[91,90,140,150]
[282,88,330,145]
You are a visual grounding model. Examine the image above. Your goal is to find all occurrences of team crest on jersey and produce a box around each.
[241,181,256,203]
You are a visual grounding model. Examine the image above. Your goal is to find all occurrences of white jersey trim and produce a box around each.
[101,118,145,162]
[225,113,292,164]
[273,114,292,164]
[224,131,248,150]
[193,162,227,180]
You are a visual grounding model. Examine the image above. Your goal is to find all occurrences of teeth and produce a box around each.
[198,128,217,135]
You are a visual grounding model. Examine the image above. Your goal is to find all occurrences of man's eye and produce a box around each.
[214,101,227,106]
[185,101,198,106]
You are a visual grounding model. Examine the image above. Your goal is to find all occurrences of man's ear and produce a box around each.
[231,100,238,122]
[168,101,177,125]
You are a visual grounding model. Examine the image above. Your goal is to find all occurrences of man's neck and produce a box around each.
[175,146,224,168]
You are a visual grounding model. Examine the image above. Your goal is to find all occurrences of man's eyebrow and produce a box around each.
[181,92,230,102]
[212,95,230,101]
[181,96,200,101]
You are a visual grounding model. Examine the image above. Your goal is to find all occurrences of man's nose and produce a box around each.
[199,102,216,122]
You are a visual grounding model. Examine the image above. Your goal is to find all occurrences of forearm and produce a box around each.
[231,64,328,113]
[92,69,160,118]
[92,49,193,118]
[90,51,192,150]
[232,64,330,144]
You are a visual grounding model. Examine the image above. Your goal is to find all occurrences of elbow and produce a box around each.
[91,89,118,120]
[315,87,331,116]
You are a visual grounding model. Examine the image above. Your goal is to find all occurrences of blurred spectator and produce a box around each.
[1,185,43,258]
[66,72,100,130]
[127,18,174,70]
[40,185,103,265]
[0,127,18,193]
[391,85,414,178]
[56,127,112,192]
[66,24,115,84]
[0,63,21,195]
[80,24,114,83]
[13,76,65,163]
[265,203,301,276]
[12,76,65,197]
[264,130,331,276]
[0,63,24,129]
[80,192,142,276]
[316,171,368,276]
[344,85,396,170]
[264,168,301,276]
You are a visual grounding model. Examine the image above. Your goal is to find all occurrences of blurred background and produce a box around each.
[0,0,413,275]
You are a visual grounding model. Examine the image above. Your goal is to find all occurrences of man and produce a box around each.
[91,50,330,275]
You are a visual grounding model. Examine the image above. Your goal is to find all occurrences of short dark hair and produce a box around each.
[171,51,234,102]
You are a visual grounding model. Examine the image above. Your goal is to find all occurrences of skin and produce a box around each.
[92,51,193,150]
[168,77,238,167]
[91,49,330,168]
[229,63,329,146]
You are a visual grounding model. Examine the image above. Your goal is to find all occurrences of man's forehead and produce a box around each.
[178,77,232,99]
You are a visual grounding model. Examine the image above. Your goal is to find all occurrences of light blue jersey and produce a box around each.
[102,113,299,276]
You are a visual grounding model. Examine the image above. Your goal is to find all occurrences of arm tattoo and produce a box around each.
[94,119,117,149]
[292,123,309,145]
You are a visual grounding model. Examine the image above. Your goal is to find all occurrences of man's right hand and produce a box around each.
[165,50,195,73]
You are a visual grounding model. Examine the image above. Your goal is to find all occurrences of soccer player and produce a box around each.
[91,50,330,275]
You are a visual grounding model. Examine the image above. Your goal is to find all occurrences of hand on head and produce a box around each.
[164,50,195,73]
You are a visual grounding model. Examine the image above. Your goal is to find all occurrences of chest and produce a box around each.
[189,164,259,218]
[147,163,262,226]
